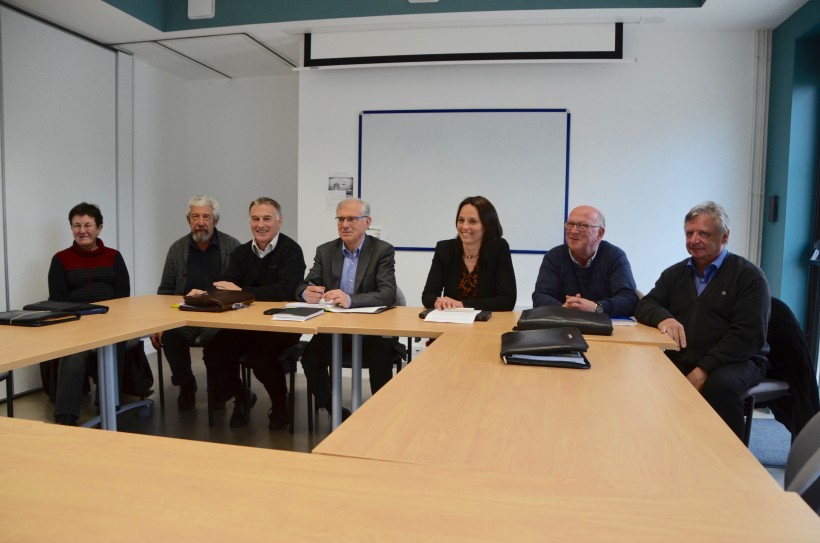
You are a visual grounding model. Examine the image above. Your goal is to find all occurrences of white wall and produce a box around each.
[0,7,118,394]
[131,62,300,296]
[185,75,300,245]
[132,59,189,296]
[297,27,758,306]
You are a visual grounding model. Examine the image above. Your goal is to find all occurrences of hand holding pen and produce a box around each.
[303,281,326,304]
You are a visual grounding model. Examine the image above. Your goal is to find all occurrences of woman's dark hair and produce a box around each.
[68,202,103,226]
[456,196,503,242]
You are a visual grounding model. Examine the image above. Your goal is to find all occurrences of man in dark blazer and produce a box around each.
[297,198,397,418]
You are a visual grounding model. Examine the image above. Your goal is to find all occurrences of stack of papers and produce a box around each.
[503,350,590,368]
[285,301,334,309]
[270,307,324,321]
[325,306,389,314]
[423,308,481,324]
[284,302,391,314]
[611,317,638,326]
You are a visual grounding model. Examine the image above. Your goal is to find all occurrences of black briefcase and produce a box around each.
[515,306,613,336]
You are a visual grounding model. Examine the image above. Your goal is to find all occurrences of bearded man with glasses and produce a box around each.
[532,205,638,317]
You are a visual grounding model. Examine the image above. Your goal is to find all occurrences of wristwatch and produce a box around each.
[594,303,604,314]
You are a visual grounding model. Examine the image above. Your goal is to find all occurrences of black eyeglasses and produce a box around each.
[564,222,601,232]
[335,216,368,224]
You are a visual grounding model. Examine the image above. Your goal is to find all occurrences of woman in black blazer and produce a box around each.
[422,196,517,311]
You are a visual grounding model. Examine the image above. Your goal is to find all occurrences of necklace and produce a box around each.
[464,253,477,261]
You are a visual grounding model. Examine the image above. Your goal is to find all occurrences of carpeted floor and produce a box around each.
[749,418,791,468]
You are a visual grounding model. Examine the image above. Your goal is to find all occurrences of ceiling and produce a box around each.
[1,0,810,79]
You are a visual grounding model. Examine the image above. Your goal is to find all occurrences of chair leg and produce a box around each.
[206,370,215,428]
[156,346,165,408]
[5,371,13,418]
[742,396,756,446]
[288,360,296,435]
[307,381,314,433]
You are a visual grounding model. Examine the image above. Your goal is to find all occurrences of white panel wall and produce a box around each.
[131,63,299,297]
[131,59,189,297]
[0,7,118,393]
[298,27,757,307]
[185,75,300,245]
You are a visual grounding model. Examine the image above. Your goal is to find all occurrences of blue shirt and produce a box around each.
[687,248,728,296]
[340,239,364,298]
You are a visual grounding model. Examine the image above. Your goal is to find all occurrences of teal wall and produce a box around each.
[763,0,820,324]
[102,1,703,31]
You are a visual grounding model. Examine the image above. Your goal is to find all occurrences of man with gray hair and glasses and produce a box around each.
[152,195,240,410]
[297,198,397,420]
[532,204,638,316]
[635,201,770,439]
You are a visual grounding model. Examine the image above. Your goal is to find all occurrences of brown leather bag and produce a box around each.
[180,290,255,312]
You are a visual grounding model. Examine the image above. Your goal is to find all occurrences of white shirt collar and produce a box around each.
[252,233,280,258]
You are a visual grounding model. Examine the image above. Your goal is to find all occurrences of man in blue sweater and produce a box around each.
[635,201,770,439]
[532,205,638,316]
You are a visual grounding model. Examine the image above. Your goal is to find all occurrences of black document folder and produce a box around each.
[0,310,80,327]
[500,327,591,369]
[23,300,109,315]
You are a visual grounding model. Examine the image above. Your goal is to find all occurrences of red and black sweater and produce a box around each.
[48,239,130,303]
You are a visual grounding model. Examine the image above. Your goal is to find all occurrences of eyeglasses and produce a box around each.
[335,215,368,224]
[71,223,98,231]
[564,222,601,232]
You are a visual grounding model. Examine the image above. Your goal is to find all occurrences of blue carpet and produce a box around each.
[748,418,791,468]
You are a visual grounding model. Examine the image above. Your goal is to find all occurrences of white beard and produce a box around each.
[192,231,211,244]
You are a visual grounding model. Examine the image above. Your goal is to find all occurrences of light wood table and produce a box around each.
[1,417,818,542]
[314,333,779,493]
[0,300,186,430]
[311,306,674,423]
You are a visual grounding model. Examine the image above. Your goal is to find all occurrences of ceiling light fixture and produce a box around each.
[188,0,215,20]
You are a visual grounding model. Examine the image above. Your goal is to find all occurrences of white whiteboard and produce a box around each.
[359,109,569,253]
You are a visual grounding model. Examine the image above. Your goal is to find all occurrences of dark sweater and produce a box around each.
[531,240,638,316]
[223,234,305,302]
[48,239,130,303]
[635,253,770,375]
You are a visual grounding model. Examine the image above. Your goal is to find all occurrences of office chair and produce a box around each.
[742,378,790,446]
[0,371,13,417]
[301,287,411,431]
[784,410,820,514]
[742,297,820,446]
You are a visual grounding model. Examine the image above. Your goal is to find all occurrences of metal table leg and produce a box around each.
[331,334,342,430]
[96,344,118,431]
[351,334,362,411]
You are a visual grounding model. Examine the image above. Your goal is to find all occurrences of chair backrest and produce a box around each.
[395,286,407,307]
[765,297,820,434]
[785,410,820,514]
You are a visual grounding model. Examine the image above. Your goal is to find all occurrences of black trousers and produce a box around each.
[162,326,219,387]
[203,329,300,409]
[674,358,766,440]
[301,334,395,410]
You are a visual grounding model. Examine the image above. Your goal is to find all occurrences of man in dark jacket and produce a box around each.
[152,195,240,410]
[635,201,770,439]
[201,198,305,430]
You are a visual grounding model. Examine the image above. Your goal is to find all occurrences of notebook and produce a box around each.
[265,307,324,321]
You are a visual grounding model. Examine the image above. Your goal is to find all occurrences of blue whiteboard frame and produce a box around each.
[358,108,570,254]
